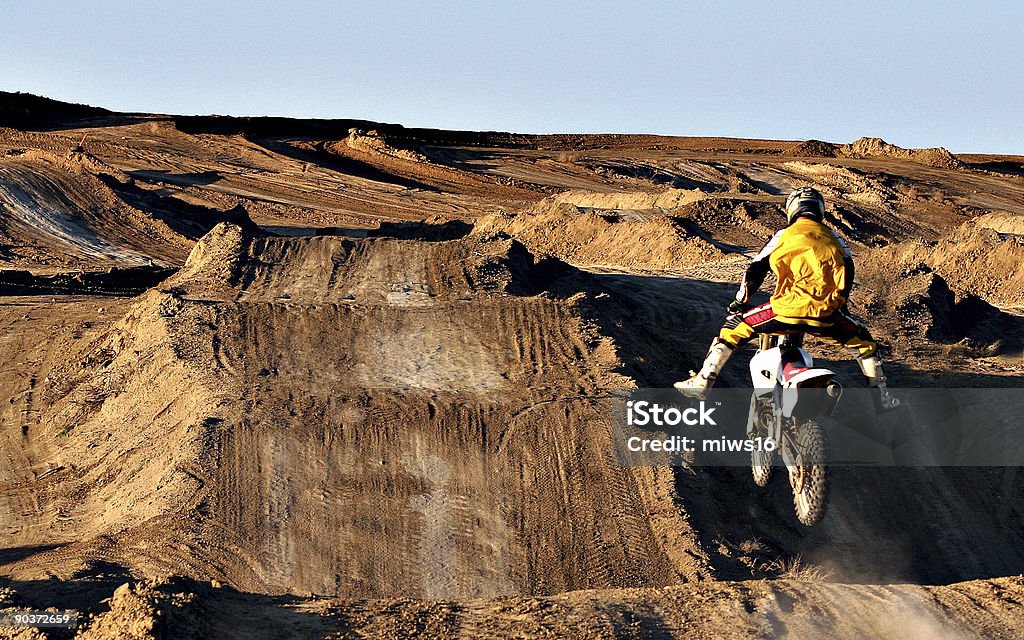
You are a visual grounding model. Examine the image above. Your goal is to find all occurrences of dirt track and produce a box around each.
[1,94,1024,638]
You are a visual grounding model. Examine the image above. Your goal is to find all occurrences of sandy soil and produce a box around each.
[1,93,1023,638]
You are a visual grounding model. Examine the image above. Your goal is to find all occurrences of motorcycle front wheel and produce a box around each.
[789,420,829,526]
[752,439,774,487]
[750,396,774,487]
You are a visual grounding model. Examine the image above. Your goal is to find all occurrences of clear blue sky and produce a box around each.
[2,1,1021,154]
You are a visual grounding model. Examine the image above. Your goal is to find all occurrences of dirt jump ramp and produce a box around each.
[0,223,708,599]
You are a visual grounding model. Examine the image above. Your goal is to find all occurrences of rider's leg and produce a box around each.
[673,336,735,398]
[817,308,899,409]
[675,303,771,397]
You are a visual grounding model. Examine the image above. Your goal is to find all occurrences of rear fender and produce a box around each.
[781,369,839,418]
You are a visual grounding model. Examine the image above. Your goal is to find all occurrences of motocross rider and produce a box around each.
[675,186,898,408]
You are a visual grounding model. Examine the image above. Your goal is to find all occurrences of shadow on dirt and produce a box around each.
[99,173,256,240]
[578,269,1024,587]
[0,544,66,565]
[920,281,1024,356]
[0,558,134,613]
[413,146,503,174]
[0,265,177,296]
[0,91,137,131]
[581,159,722,192]
[967,159,1024,177]
[581,271,737,386]
[675,457,1024,586]
[594,601,677,639]
[369,220,473,242]
[126,169,223,187]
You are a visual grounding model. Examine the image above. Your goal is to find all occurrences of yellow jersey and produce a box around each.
[737,217,852,320]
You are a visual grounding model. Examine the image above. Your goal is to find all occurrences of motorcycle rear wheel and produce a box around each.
[789,420,829,526]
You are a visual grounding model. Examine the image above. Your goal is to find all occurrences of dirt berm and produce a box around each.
[1,223,708,602]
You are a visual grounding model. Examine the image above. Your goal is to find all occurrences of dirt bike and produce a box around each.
[746,332,841,527]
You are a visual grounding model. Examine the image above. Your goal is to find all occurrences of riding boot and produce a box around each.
[858,354,900,411]
[675,338,733,399]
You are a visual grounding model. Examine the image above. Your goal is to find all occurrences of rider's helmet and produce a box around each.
[784,186,826,224]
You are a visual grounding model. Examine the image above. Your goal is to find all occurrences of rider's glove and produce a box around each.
[727,300,747,315]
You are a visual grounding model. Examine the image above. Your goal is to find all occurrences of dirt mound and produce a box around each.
[0,224,706,602]
[474,199,727,270]
[779,160,935,243]
[177,222,558,301]
[862,214,1024,309]
[857,250,1022,357]
[0,151,252,271]
[786,136,963,169]
[842,137,964,169]
[473,193,798,272]
[674,197,786,248]
[787,139,841,158]
[782,161,903,210]
[974,210,1024,238]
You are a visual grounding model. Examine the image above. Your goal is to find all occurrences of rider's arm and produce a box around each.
[736,230,783,303]
[835,233,855,301]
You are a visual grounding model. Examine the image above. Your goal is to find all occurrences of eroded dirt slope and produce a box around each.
[0,149,250,274]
